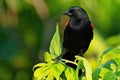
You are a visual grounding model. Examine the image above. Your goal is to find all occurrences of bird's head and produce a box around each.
[63,6,88,19]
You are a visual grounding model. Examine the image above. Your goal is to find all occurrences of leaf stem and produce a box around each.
[61,59,77,65]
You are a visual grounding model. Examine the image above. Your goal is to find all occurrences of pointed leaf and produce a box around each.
[75,60,83,79]
[34,64,50,79]
[46,70,55,80]
[33,63,46,71]
[75,56,92,80]
[102,58,120,71]
[44,52,52,62]
[100,47,120,64]
[33,62,54,80]
[99,68,110,78]
[65,66,76,80]
[50,23,62,59]
[92,67,101,80]
[103,71,116,80]
[53,63,65,80]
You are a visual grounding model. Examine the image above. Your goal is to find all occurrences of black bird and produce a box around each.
[62,6,94,71]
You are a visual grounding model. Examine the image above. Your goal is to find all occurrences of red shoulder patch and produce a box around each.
[65,19,70,26]
[90,23,94,29]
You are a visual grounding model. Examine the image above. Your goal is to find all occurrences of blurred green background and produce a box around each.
[0,0,120,80]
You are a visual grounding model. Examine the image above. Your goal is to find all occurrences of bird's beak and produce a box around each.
[63,11,72,16]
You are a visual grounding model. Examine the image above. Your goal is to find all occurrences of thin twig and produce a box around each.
[61,59,77,65]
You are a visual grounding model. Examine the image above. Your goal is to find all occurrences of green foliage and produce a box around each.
[76,56,92,80]
[50,24,62,59]
[65,66,76,80]
[33,62,65,80]
[33,23,120,80]
[33,24,93,80]
[93,46,120,80]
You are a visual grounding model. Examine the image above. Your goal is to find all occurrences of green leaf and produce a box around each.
[102,59,117,71]
[46,70,55,80]
[33,62,66,80]
[99,68,117,79]
[93,58,120,80]
[103,71,116,80]
[50,23,62,59]
[65,66,76,80]
[93,47,120,80]
[100,47,120,64]
[102,58,120,71]
[45,62,65,80]
[116,71,120,76]
[44,52,52,62]
[53,63,65,80]
[101,48,113,58]
[33,63,47,79]
[34,64,50,79]
[75,56,92,80]
[33,63,47,71]
[92,67,101,80]
[33,62,54,80]
[99,68,110,79]
[113,58,120,68]
[75,60,83,79]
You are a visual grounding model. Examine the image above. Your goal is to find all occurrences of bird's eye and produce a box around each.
[69,9,75,13]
